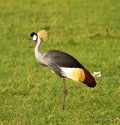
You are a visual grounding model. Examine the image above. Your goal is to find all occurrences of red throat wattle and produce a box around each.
[35,42,37,46]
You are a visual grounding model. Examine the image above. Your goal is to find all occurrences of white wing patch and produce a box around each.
[60,67,73,78]
[60,67,85,82]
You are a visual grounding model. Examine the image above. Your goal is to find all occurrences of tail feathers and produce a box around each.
[83,68,97,87]
[60,67,96,88]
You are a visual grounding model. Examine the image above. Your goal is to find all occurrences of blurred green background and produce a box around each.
[0,0,120,124]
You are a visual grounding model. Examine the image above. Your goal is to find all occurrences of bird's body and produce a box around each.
[30,30,97,109]
[37,49,96,87]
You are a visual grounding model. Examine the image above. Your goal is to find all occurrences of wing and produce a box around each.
[43,50,84,68]
[43,50,96,88]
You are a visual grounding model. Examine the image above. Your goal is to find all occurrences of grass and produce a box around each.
[0,0,120,124]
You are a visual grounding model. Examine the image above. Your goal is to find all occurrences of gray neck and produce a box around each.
[34,37,47,66]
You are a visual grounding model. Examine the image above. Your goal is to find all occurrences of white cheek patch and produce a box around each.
[33,35,37,41]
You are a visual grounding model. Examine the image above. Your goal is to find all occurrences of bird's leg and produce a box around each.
[62,77,67,110]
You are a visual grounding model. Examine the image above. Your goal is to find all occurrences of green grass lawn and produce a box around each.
[0,0,120,124]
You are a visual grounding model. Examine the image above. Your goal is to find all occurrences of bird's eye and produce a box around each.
[32,35,37,41]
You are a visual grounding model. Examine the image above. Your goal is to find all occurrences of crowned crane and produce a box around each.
[30,30,97,110]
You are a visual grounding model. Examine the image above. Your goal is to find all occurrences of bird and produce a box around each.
[29,30,97,110]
